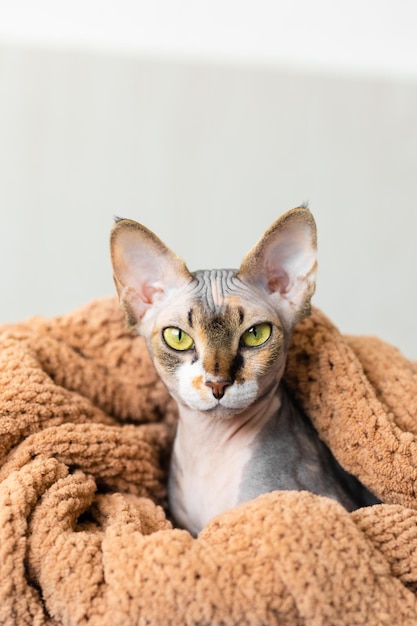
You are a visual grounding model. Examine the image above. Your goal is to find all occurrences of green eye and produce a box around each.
[163,327,194,351]
[241,323,272,348]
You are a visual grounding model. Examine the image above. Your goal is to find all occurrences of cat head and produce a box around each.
[110,207,317,418]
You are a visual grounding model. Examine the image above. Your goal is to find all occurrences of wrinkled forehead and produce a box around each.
[156,268,277,334]
[185,269,281,340]
[190,269,252,314]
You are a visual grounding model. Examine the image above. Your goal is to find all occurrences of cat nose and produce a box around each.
[205,378,232,400]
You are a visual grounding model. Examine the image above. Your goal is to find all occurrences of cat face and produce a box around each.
[110,207,317,418]
[144,269,288,418]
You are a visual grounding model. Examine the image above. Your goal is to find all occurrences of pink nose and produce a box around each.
[205,379,232,400]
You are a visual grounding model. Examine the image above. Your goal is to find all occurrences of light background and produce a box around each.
[0,1,416,357]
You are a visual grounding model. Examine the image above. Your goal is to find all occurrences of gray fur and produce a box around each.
[239,387,379,510]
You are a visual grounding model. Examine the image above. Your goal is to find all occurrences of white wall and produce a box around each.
[0,2,417,358]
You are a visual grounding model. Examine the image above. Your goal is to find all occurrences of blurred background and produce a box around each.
[0,0,416,357]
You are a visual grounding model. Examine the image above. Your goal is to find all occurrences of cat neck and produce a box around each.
[169,380,285,534]
[174,380,284,453]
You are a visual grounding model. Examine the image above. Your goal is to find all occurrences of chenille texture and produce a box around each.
[1,296,417,625]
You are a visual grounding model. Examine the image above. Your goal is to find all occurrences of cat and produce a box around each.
[110,206,379,536]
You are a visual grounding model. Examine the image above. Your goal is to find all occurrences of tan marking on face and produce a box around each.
[196,306,241,378]
[192,375,204,390]
[203,348,231,377]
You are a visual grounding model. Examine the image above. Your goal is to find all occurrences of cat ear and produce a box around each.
[238,207,317,328]
[110,219,192,326]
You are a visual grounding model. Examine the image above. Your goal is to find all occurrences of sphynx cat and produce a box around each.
[111,207,379,536]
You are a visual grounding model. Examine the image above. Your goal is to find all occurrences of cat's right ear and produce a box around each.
[110,219,192,326]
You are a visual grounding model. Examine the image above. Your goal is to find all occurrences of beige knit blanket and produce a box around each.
[1,296,417,625]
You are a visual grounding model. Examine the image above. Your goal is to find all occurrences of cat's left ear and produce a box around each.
[110,219,192,327]
[238,207,317,328]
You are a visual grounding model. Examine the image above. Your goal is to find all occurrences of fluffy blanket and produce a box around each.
[1,297,417,626]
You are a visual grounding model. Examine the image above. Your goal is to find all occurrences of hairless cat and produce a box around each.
[111,207,379,536]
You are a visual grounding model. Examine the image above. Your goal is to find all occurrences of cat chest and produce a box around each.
[168,436,255,536]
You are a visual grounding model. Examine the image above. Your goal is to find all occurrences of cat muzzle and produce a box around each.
[205,378,233,400]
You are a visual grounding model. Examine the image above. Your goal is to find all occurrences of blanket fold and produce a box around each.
[1,297,417,625]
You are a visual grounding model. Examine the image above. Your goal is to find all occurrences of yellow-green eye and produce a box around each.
[163,327,194,351]
[241,323,272,348]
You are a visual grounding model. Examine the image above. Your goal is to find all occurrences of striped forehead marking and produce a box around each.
[191,269,251,313]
